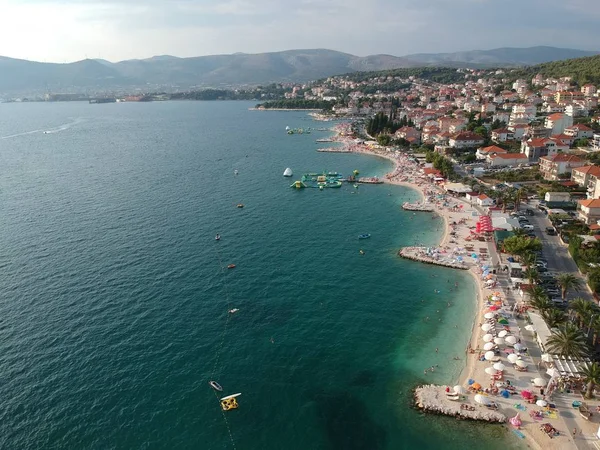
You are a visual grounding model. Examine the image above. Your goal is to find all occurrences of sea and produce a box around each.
[0,101,521,449]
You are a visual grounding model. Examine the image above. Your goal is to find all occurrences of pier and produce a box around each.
[414,385,506,423]
[317,148,351,153]
[402,202,434,212]
[398,247,469,270]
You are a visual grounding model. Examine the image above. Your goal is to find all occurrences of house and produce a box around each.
[544,113,573,135]
[550,134,575,147]
[520,138,561,162]
[582,84,597,96]
[539,153,585,181]
[571,165,600,189]
[491,128,514,142]
[476,194,495,207]
[577,199,600,224]
[476,145,507,160]
[448,131,485,149]
[555,91,585,104]
[394,126,421,144]
[594,133,600,151]
[509,124,528,140]
[564,124,595,140]
[487,153,529,167]
[564,104,589,117]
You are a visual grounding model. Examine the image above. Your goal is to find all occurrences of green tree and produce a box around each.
[581,362,600,399]
[569,297,597,328]
[377,134,391,146]
[502,235,542,257]
[542,308,566,328]
[546,323,589,358]
[556,273,582,300]
[523,267,539,285]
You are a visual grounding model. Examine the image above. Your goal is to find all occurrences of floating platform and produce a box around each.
[357,177,382,184]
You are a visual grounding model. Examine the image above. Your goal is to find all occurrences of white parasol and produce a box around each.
[485,367,498,375]
[514,343,524,351]
[453,385,466,395]
[483,342,495,351]
[484,351,495,361]
[474,394,491,405]
[536,399,548,407]
[494,337,504,345]
[481,323,493,332]
[541,354,553,363]
[505,335,517,345]
[524,324,535,332]
[516,360,527,368]
[533,378,546,387]
[507,354,519,364]
[483,334,494,342]
[498,330,508,338]
[493,362,506,371]
[491,295,500,301]
[484,312,495,319]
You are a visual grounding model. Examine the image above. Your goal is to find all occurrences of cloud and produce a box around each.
[0,0,597,62]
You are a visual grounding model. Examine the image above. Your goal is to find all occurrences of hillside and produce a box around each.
[405,46,598,66]
[507,54,600,85]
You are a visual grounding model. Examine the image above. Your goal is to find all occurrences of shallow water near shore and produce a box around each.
[0,101,522,449]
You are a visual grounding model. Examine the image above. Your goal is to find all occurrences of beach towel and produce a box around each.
[513,430,526,439]
[514,404,527,411]
[545,411,558,419]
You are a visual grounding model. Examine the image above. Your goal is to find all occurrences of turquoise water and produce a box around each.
[0,101,516,449]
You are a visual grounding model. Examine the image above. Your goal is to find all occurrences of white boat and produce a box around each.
[229,308,239,314]
[234,169,239,175]
[221,393,242,401]
[283,168,293,177]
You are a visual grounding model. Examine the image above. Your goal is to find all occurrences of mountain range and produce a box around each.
[0,46,598,95]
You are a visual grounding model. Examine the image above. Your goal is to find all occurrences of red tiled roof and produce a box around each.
[451,131,484,141]
[542,153,583,163]
[492,128,511,134]
[528,138,552,146]
[480,145,507,153]
[547,113,564,121]
[569,124,592,131]
[490,153,528,159]
[573,165,600,176]
[579,199,600,208]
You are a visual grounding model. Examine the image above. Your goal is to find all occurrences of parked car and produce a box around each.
[545,227,556,235]
[537,267,549,273]
[525,209,535,216]
[522,224,534,231]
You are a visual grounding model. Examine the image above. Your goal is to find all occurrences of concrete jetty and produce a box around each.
[316,148,351,153]
[398,247,469,270]
[414,385,506,423]
[402,202,434,212]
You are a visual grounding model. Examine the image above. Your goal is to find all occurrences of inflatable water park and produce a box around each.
[290,170,361,189]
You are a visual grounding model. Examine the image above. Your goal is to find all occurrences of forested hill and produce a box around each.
[509,55,600,85]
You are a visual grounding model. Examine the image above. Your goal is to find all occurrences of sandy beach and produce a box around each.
[327,123,590,450]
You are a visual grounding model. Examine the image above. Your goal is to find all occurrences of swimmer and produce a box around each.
[270,337,274,344]
[435,348,438,353]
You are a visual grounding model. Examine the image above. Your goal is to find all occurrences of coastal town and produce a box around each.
[284,59,600,449]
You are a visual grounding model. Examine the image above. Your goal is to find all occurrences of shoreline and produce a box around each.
[324,124,549,449]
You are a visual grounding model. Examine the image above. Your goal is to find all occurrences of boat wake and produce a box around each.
[1,117,85,139]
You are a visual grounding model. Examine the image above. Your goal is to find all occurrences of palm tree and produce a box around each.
[569,297,597,328]
[546,323,589,358]
[590,315,600,347]
[541,308,566,328]
[528,285,549,304]
[581,362,600,399]
[521,252,537,269]
[529,295,552,314]
[556,273,583,300]
[515,188,528,211]
[523,267,539,286]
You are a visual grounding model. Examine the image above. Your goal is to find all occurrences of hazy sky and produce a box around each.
[1,0,599,62]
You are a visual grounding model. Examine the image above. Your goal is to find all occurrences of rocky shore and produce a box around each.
[414,385,506,423]
[398,247,469,270]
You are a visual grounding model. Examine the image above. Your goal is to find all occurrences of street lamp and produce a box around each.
[587,314,596,338]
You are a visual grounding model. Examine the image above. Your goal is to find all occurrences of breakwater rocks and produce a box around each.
[402,202,434,212]
[398,247,469,270]
[414,385,506,423]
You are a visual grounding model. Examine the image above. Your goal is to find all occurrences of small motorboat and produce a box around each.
[283,167,293,177]
[234,169,239,175]
[227,264,236,269]
[359,250,365,255]
[229,308,239,314]
[358,234,371,239]
[209,381,223,391]
[215,234,221,241]
[236,204,244,208]
[220,393,241,411]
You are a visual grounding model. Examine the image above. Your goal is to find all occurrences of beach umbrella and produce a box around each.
[453,385,466,395]
[514,343,524,351]
[485,279,494,285]
[485,367,498,375]
[516,360,527,368]
[488,305,500,311]
[471,382,482,390]
[484,351,495,361]
[484,312,495,319]
[481,323,493,332]
[474,394,490,405]
[546,368,560,378]
[483,334,494,342]
[541,354,553,363]
[483,342,495,351]
[467,379,475,385]
[494,337,504,345]
[491,295,500,301]
[536,399,548,407]
[507,354,519,364]
[498,330,508,338]
[533,378,546,387]
[505,335,517,345]
[521,390,533,399]
[493,362,506,371]
[501,390,510,398]
[524,324,535,332]
[497,318,509,325]
[509,413,522,428]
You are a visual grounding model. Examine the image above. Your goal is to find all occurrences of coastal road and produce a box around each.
[524,203,594,303]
